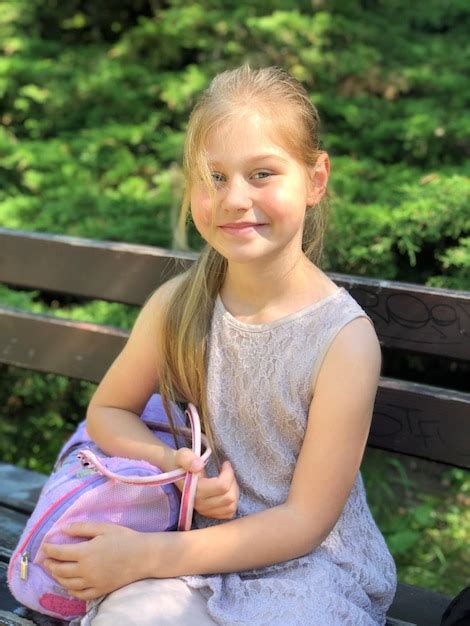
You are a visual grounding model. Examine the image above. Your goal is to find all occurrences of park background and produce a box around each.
[0,0,469,597]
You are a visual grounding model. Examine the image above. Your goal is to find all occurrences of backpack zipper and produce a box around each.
[11,462,176,582]
[13,474,105,582]
[20,552,29,580]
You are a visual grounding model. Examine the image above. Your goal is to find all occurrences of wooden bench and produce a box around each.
[0,227,468,626]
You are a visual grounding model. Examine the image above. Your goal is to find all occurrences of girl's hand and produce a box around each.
[175,448,240,520]
[42,523,150,600]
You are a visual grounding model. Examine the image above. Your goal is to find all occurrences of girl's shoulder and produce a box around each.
[129,272,189,362]
[143,271,189,322]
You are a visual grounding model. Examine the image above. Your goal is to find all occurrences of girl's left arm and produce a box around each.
[158,315,381,575]
[43,316,381,596]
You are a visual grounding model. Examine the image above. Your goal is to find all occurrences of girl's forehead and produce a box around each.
[205,113,290,163]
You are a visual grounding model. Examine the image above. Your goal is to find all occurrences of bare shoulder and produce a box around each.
[315,315,382,398]
[142,272,188,320]
[332,315,381,362]
[136,272,187,339]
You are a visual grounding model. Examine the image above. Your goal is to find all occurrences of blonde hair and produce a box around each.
[159,66,329,459]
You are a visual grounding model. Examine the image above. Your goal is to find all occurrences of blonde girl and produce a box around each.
[43,66,397,625]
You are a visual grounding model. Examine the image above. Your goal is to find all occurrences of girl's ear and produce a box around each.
[306,152,330,206]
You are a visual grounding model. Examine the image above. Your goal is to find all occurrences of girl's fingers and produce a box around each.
[175,447,205,472]
[44,558,79,578]
[193,459,239,518]
[42,542,82,561]
[197,463,235,498]
[202,505,237,520]
[55,577,87,591]
[197,490,236,509]
[64,521,113,537]
[69,587,99,601]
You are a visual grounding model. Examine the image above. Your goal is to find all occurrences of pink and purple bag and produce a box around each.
[8,394,210,621]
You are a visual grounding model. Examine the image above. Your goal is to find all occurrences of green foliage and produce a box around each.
[362,450,470,596]
[326,165,470,285]
[0,366,94,473]
[1,0,468,286]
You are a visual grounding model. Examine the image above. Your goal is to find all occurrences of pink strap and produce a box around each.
[77,403,211,531]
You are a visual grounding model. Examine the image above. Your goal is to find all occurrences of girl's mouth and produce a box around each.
[219,223,266,235]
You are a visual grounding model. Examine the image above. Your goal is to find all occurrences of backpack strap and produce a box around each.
[77,403,211,531]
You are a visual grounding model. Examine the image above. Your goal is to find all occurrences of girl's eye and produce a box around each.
[253,171,272,180]
[211,172,225,184]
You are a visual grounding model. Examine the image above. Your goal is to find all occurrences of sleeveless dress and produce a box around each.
[182,287,397,625]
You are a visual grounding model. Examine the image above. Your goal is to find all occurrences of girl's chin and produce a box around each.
[212,244,278,266]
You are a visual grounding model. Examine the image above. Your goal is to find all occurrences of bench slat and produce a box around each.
[0,228,195,306]
[388,582,450,626]
[0,306,127,382]
[371,378,470,468]
[1,307,469,467]
[0,507,29,554]
[0,466,47,517]
[332,272,470,360]
[0,563,22,616]
[1,228,469,359]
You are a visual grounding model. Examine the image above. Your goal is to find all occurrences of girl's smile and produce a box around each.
[218,221,268,236]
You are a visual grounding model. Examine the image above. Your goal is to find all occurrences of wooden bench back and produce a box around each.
[1,227,469,469]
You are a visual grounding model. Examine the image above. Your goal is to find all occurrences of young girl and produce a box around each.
[43,66,397,625]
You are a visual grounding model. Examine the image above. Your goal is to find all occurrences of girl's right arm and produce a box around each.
[85,274,240,519]
[85,276,183,474]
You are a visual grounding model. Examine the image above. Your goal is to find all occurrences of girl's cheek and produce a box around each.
[191,203,213,229]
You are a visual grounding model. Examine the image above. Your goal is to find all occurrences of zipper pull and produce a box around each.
[20,552,29,580]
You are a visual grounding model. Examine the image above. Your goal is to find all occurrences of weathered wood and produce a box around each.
[0,466,46,516]
[388,582,450,626]
[332,272,470,360]
[0,228,195,306]
[1,229,468,359]
[371,378,470,469]
[0,306,127,382]
[0,548,19,616]
[0,508,30,554]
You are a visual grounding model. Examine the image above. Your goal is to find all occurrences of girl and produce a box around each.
[43,66,397,625]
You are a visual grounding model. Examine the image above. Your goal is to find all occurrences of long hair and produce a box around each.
[159,66,329,461]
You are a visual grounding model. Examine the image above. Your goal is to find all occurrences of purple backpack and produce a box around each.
[8,394,210,621]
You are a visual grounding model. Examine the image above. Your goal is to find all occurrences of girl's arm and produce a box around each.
[85,277,182,473]
[83,274,239,517]
[145,316,381,576]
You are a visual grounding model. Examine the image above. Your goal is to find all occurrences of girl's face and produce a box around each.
[190,113,328,268]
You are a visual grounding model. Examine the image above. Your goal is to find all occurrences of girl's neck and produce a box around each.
[219,252,333,324]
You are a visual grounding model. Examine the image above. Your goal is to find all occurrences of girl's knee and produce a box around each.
[90,578,216,626]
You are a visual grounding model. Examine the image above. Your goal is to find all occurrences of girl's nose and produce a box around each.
[220,177,253,212]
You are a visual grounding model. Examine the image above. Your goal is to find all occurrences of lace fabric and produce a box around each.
[183,288,397,625]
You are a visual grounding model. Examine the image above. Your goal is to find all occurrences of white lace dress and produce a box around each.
[182,287,397,625]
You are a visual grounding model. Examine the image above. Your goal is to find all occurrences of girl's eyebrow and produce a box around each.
[208,154,289,167]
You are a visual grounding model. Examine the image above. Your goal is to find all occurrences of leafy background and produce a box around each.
[1,0,469,597]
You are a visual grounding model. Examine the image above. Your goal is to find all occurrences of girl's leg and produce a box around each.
[89,578,217,625]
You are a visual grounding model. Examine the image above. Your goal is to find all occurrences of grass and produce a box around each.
[362,448,470,597]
